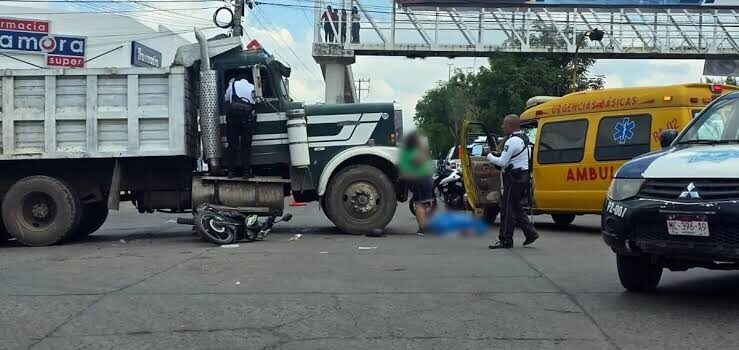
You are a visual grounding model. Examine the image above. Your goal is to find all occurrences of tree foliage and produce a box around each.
[414,24,605,158]
[414,54,603,158]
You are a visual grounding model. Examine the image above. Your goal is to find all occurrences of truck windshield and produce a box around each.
[678,95,739,144]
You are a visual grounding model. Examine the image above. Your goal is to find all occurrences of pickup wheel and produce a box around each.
[2,176,81,246]
[617,254,663,292]
[74,201,109,239]
[325,165,397,235]
[551,214,576,226]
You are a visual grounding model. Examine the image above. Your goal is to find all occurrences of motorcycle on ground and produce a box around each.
[191,204,293,245]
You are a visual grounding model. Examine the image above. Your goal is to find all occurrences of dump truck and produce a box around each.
[0,33,404,246]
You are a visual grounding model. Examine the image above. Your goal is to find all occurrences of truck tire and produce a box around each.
[616,254,663,293]
[0,214,10,242]
[321,198,334,223]
[1,176,81,246]
[75,201,109,238]
[551,214,576,226]
[325,165,397,235]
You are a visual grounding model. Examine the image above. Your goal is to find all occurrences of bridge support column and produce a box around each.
[323,63,349,104]
[313,43,356,104]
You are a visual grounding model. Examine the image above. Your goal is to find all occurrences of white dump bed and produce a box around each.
[0,66,196,160]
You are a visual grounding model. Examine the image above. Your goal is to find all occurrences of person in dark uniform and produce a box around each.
[224,73,257,178]
[487,114,539,249]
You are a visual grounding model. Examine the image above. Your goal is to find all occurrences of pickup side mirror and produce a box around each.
[659,129,678,148]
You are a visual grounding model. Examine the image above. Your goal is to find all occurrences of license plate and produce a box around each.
[666,214,709,237]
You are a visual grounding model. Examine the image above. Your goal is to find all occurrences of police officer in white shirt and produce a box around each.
[487,114,539,249]
[224,74,257,178]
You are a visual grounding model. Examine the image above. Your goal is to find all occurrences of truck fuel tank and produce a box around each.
[192,176,287,214]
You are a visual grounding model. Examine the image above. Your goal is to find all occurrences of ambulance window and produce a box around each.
[692,109,703,119]
[537,119,588,164]
[595,115,652,161]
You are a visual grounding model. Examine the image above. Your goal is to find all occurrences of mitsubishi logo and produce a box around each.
[679,182,700,199]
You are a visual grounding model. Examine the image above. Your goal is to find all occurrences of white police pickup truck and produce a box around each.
[602,90,739,292]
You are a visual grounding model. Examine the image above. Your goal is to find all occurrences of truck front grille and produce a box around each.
[638,179,739,201]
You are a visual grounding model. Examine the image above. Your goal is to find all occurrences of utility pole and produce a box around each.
[355,78,370,103]
[233,0,244,37]
[447,63,453,81]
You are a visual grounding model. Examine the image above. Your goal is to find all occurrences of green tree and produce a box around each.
[414,24,604,156]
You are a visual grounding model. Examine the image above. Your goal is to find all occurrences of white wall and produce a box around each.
[0,5,191,69]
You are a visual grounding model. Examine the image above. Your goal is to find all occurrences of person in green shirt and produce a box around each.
[399,131,434,235]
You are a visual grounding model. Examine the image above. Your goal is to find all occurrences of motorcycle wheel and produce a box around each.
[196,210,237,245]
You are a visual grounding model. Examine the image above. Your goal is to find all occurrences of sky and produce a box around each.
[1,0,717,127]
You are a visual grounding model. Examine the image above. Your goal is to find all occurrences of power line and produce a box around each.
[253,5,321,82]
[4,5,221,15]
[1,0,222,3]
[86,25,216,47]
[64,0,212,28]
[355,78,370,102]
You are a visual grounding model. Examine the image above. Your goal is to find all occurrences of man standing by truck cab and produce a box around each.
[224,74,257,178]
[487,114,539,249]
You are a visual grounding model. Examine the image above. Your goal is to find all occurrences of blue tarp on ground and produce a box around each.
[426,212,489,236]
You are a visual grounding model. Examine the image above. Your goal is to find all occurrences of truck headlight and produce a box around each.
[607,178,645,201]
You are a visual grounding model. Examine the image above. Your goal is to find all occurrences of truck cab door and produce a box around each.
[251,65,284,114]
[459,120,502,218]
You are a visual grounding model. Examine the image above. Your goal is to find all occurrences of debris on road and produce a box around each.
[119,239,127,244]
[235,281,241,285]
[358,246,378,250]
[220,244,240,248]
[319,251,329,254]
[289,234,302,241]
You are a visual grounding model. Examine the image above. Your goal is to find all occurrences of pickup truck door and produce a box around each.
[459,120,502,217]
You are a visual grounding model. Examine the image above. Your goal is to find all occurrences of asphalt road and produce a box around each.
[2,203,739,350]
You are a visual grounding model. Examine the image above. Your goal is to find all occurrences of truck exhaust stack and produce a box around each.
[195,28,223,174]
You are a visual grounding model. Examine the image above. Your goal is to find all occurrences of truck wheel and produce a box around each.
[0,214,10,242]
[551,214,576,226]
[484,206,500,224]
[75,201,109,238]
[1,176,81,246]
[616,254,663,292]
[321,198,334,223]
[325,165,397,235]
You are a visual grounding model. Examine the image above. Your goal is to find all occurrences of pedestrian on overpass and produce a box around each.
[487,114,539,249]
[351,6,361,43]
[224,73,257,178]
[399,131,434,236]
[340,9,348,44]
[321,6,335,43]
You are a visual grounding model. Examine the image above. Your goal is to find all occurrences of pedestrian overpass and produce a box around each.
[312,0,739,103]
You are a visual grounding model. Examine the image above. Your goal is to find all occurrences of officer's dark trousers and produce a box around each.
[226,106,256,173]
[500,173,538,244]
